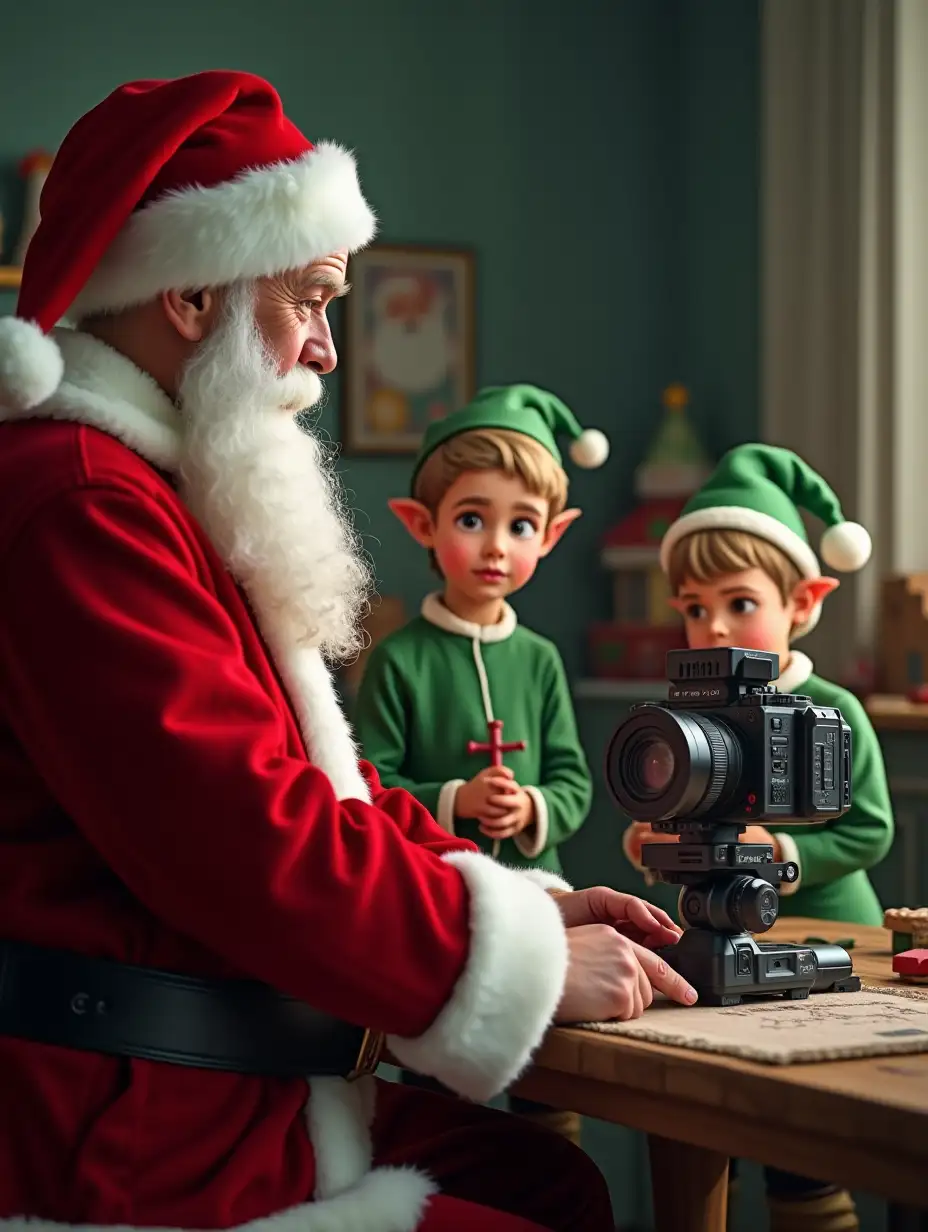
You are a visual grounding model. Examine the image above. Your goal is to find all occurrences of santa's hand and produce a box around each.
[555,926,697,1023]
[555,885,682,948]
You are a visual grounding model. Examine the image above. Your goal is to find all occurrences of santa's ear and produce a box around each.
[539,508,582,557]
[388,498,436,548]
[791,575,840,622]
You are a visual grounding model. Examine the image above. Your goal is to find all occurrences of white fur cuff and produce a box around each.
[513,786,549,858]
[436,779,464,834]
[387,850,569,1102]
[774,831,802,895]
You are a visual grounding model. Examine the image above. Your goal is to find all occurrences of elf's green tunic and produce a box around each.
[354,593,592,875]
[771,652,894,926]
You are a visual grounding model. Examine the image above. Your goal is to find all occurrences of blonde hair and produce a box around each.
[667,529,802,604]
[414,427,568,517]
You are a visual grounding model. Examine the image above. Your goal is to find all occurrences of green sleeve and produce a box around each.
[782,691,895,887]
[353,643,446,817]
[522,645,593,854]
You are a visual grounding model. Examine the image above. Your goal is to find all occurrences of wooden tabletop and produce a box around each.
[511,917,928,1210]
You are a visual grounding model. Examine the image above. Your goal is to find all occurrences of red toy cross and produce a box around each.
[467,719,526,768]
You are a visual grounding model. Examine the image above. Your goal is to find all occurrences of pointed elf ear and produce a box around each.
[388,498,436,548]
[539,508,582,557]
[791,575,840,624]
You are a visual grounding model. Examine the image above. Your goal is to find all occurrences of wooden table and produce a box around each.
[510,917,928,1232]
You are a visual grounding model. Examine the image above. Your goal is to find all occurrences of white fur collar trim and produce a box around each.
[774,650,813,694]
[1,329,370,806]
[20,327,183,471]
[420,591,517,642]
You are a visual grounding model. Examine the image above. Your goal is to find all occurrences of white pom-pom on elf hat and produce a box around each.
[409,383,610,488]
[658,443,872,637]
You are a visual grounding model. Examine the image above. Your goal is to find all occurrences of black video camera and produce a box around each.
[605,648,861,1005]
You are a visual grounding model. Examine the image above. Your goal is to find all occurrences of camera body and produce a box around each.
[605,648,860,1006]
[606,646,852,834]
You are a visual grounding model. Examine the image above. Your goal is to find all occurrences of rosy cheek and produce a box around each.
[435,537,477,581]
[509,542,542,588]
[256,313,304,374]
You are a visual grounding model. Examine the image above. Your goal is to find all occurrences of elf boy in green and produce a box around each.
[624,444,894,1232]
[354,383,610,1144]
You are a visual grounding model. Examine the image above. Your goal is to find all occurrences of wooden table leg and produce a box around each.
[648,1134,729,1232]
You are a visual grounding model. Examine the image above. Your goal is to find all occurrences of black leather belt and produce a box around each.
[0,941,384,1079]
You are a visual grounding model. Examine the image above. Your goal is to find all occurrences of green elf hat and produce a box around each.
[410,383,610,489]
[659,444,871,634]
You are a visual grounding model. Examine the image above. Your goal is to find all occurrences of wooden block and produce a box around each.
[893,949,928,984]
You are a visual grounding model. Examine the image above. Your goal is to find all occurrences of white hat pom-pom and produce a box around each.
[569,427,610,469]
[0,317,64,412]
[821,520,872,572]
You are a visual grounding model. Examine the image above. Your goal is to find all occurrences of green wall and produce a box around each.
[0,0,759,684]
[0,1,761,1224]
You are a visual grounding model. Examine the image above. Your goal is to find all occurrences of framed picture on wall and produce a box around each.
[341,244,476,455]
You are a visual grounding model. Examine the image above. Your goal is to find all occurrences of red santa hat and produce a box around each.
[0,70,377,411]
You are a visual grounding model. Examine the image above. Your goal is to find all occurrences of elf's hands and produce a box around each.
[479,786,535,841]
[455,766,519,823]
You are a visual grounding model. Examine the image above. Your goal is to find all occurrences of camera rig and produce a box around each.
[608,648,861,1006]
[642,818,859,1006]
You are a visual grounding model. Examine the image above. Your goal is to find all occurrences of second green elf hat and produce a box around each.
[410,384,610,489]
[659,443,872,577]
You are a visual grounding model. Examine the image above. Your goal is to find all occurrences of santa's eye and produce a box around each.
[730,597,759,615]
[456,512,484,532]
[511,519,537,540]
[684,603,708,620]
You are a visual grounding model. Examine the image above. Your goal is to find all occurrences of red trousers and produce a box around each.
[373,1080,614,1232]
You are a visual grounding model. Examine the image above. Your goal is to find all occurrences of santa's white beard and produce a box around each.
[176,281,371,663]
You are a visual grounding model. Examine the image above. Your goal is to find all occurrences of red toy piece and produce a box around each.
[467,719,526,768]
[892,948,928,983]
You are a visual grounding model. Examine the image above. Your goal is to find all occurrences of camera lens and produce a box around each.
[605,707,742,823]
[679,876,780,933]
[626,735,676,797]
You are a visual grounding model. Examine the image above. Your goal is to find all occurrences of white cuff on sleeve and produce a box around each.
[513,786,549,858]
[435,779,465,834]
[387,850,569,1102]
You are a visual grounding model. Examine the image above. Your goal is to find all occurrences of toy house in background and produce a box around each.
[588,385,713,680]
[878,574,928,697]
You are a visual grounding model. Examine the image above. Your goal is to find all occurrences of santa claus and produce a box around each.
[0,71,695,1232]
[370,273,452,395]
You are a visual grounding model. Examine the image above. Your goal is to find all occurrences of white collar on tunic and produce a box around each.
[773,650,813,694]
[421,591,517,642]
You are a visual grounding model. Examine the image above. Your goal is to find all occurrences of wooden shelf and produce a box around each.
[0,266,22,289]
[865,694,928,733]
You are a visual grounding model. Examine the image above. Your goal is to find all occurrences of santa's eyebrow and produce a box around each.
[292,273,351,297]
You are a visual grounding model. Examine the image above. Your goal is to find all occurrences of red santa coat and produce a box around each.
[0,329,570,1232]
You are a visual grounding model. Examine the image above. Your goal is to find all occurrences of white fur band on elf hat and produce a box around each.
[659,444,871,637]
[0,70,376,414]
